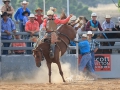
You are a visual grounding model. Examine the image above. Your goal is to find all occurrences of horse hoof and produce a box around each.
[36,63,41,67]
[63,80,66,82]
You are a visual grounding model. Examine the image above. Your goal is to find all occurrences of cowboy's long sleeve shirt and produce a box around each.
[43,16,71,28]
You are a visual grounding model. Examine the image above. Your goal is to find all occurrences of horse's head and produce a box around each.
[33,48,43,67]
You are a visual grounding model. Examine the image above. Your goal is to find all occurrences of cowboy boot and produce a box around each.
[49,44,55,58]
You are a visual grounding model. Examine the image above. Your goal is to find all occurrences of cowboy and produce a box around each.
[102,15,115,38]
[78,34,97,80]
[35,7,43,27]
[25,14,39,54]
[1,0,14,18]
[50,7,57,18]
[68,15,77,27]
[42,10,72,58]
[87,31,100,70]
[86,13,103,39]
[14,0,30,32]
[1,12,16,55]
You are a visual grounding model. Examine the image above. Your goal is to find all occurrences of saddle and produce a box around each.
[44,32,61,44]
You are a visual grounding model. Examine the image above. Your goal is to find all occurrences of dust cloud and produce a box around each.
[25,61,72,83]
[1,61,73,83]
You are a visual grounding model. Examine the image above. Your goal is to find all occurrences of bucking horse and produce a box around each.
[32,11,76,83]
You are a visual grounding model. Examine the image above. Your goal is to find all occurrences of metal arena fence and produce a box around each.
[1,31,120,51]
[1,22,120,79]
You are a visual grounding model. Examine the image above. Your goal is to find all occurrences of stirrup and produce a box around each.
[42,56,44,61]
[49,50,54,58]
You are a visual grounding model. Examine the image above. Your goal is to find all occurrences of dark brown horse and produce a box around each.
[33,22,76,83]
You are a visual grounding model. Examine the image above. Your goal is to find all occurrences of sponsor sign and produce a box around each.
[95,54,111,71]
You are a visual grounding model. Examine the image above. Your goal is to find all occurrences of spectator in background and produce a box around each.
[68,15,77,27]
[25,14,39,54]
[87,31,100,70]
[86,13,103,39]
[102,15,115,38]
[1,0,14,18]
[68,15,78,54]
[75,16,88,31]
[102,15,115,53]
[14,0,30,32]
[1,12,16,55]
[11,34,26,54]
[35,8,43,27]
[22,11,29,28]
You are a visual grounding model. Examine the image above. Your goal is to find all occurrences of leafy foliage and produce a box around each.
[11,0,92,19]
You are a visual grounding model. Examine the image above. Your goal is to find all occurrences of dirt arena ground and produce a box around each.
[0,79,120,90]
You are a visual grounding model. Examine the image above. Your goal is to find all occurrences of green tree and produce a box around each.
[11,0,92,19]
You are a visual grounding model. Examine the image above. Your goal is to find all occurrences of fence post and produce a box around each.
[76,34,79,75]
[0,15,1,78]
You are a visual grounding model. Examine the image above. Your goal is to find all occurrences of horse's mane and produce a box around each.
[60,9,67,19]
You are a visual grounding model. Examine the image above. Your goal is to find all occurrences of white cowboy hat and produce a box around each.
[105,15,111,18]
[21,0,29,5]
[50,7,56,12]
[70,15,77,21]
[82,34,87,38]
[87,31,94,37]
[47,10,54,15]
[91,12,97,17]
[29,14,35,18]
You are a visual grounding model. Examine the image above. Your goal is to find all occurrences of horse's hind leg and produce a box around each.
[47,62,52,83]
[57,61,65,82]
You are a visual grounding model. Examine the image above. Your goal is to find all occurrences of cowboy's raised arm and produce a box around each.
[55,14,73,24]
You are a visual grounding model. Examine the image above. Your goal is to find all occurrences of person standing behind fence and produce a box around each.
[14,0,30,32]
[86,13,103,39]
[11,33,26,54]
[1,12,16,55]
[25,14,39,54]
[22,11,29,28]
[78,34,97,80]
[87,31,100,70]
[35,8,43,27]
[102,15,115,38]
[1,0,14,18]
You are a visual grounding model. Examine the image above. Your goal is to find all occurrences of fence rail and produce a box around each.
[1,31,120,50]
[1,31,120,35]
[2,39,120,43]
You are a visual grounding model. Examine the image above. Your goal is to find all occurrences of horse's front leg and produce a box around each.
[47,62,52,83]
[57,61,65,82]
